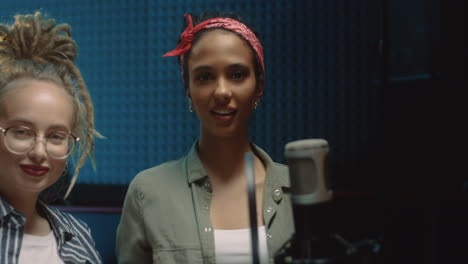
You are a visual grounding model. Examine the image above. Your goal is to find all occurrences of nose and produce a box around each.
[213,77,232,104]
[27,137,48,163]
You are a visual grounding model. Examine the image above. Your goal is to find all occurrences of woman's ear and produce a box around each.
[255,85,264,98]
[256,75,264,97]
[187,96,194,113]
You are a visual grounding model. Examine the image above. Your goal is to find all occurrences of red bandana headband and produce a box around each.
[162,14,265,75]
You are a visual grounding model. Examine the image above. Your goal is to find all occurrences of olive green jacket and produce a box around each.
[116,142,294,263]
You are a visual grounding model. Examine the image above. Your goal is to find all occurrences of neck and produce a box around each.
[198,133,253,180]
[1,190,39,218]
[1,190,50,235]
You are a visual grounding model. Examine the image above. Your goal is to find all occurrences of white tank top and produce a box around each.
[19,231,64,264]
[214,226,269,264]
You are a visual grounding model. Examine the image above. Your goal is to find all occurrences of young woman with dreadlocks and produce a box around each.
[0,12,102,264]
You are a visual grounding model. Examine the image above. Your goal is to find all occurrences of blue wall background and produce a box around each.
[1,0,381,188]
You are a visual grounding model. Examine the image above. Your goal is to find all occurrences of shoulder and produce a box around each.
[133,157,185,185]
[252,143,290,185]
[125,155,189,200]
[44,205,102,262]
[46,205,91,233]
[271,161,289,176]
[267,160,290,187]
[269,160,288,171]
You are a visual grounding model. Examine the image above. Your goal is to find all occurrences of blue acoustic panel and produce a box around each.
[1,0,380,189]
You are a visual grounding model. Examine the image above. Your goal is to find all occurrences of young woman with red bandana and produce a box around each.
[117,12,294,264]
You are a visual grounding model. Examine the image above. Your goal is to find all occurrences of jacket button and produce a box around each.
[272,188,282,202]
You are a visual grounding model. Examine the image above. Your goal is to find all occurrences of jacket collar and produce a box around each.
[39,200,77,245]
[0,195,14,218]
[185,140,289,188]
[186,141,207,184]
[0,195,76,245]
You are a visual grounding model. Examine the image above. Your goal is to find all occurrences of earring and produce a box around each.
[253,100,259,110]
[187,98,194,112]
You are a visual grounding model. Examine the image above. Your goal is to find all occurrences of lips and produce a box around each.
[20,165,49,177]
[211,109,236,116]
[210,108,237,121]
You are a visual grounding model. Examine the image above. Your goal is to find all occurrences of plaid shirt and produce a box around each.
[0,196,102,264]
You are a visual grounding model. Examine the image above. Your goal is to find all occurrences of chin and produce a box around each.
[23,182,51,192]
[18,178,57,194]
[215,131,244,140]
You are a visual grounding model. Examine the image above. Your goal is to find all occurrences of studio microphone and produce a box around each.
[275,139,370,264]
[285,139,333,246]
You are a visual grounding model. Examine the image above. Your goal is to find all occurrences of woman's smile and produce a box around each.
[20,164,50,177]
[188,29,261,138]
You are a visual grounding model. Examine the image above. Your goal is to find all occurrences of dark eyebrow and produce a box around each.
[192,63,250,73]
[227,63,249,69]
[192,65,213,73]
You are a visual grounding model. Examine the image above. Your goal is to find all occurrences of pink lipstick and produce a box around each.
[20,165,49,177]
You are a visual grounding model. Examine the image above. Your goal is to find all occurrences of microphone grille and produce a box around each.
[285,139,328,159]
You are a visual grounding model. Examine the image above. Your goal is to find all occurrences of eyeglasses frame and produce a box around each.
[0,125,80,159]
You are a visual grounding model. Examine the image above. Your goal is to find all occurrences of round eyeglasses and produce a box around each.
[0,126,79,159]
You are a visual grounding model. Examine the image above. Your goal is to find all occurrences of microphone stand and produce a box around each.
[274,201,382,264]
[274,139,382,264]
[245,152,261,264]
